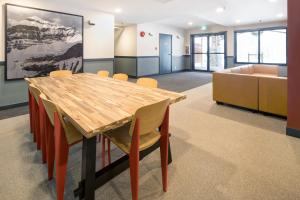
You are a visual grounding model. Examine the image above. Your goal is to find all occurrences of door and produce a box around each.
[159,34,172,74]
[191,32,226,71]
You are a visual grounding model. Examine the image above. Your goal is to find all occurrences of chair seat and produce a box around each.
[63,118,83,145]
[104,123,161,154]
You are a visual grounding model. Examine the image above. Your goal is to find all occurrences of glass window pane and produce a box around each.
[210,54,225,71]
[194,36,207,53]
[236,31,259,63]
[209,35,225,53]
[260,29,286,64]
[194,54,207,70]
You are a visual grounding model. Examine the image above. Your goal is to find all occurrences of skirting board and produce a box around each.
[0,102,28,111]
[286,127,300,139]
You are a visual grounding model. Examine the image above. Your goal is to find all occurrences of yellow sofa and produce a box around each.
[213,64,287,116]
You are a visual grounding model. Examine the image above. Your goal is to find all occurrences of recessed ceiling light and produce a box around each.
[276,13,284,18]
[201,25,207,31]
[235,19,241,24]
[216,6,225,13]
[268,0,277,2]
[188,22,193,26]
[114,8,122,13]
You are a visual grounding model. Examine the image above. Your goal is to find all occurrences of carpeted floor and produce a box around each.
[1,82,299,200]
[0,72,212,120]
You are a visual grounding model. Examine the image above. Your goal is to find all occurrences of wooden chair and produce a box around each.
[136,78,158,88]
[49,70,72,78]
[97,70,110,77]
[113,73,128,81]
[103,99,170,200]
[25,80,34,136]
[40,94,82,200]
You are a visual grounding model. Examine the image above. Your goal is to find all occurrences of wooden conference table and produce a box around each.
[27,73,186,200]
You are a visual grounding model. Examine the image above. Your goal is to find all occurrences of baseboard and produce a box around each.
[0,102,28,111]
[286,127,300,139]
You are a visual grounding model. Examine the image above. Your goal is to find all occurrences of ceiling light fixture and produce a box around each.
[216,6,225,13]
[268,0,278,2]
[235,19,241,24]
[201,25,207,31]
[188,22,193,26]
[114,8,122,13]
[276,13,284,18]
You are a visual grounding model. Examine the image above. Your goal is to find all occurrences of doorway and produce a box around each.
[159,34,172,74]
[191,32,227,72]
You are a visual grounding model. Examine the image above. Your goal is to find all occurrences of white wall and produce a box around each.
[137,23,185,57]
[186,20,287,56]
[0,0,115,60]
[114,25,137,56]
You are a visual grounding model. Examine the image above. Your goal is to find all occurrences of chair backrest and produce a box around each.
[50,70,72,78]
[28,84,41,103]
[40,93,57,126]
[113,73,128,81]
[129,99,170,136]
[40,94,82,144]
[97,70,110,78]
[136,78,158,88]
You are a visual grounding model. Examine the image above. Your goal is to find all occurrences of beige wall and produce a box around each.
[0,0,115,60]
[114,25,137,56]
[186,20,287,56]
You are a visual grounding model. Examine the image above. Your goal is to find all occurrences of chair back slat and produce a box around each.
[129,99,170,136]
[40,94,57,126]
[113,73,128,81]
[137,78,158,88]
[97,70,110,77]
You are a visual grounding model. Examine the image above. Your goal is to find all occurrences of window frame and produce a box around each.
[234,26,287,65]
[190,31,227,72]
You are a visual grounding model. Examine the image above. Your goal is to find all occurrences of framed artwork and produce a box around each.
[5,4,84,80]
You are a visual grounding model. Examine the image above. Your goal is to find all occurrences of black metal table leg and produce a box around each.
[80,136,97,200]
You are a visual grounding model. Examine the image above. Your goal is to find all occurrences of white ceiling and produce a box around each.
[60,0,287,29]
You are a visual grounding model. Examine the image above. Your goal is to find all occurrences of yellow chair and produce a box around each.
[103,99,170,200]
[97,70,110,77]
[40,94,82,200]
[136,78,158,88]
[49,70,72,78]
[113,73,128,81]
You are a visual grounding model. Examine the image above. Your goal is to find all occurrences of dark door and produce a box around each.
[159,34,172,74]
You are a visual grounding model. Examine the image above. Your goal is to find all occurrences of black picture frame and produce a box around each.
[5,3,84,81]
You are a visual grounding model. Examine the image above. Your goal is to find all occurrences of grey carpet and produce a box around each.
[0,72,212,120]
[1,83,300,200]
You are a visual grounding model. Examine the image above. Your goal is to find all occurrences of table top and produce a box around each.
[27,73,186,138]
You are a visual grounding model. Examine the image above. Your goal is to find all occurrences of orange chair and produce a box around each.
[50,70,72,78]
[97,70,110,77]
[103,99,170,200]
[40,94,82,200]
[136,77,158,88]
[113,73,128,81]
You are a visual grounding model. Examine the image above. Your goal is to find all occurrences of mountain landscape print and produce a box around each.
[5,4,83,80]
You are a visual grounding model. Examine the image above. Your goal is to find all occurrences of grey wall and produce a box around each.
[0,59,114,108]
[114,57,137,76]
[137,57,159,76]
[172,56,186,72]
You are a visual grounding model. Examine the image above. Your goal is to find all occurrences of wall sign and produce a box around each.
[5,4,84,80]
[140,31,145,37]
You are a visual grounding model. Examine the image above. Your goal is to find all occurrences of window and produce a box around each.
[191,32,226,71]
[235,27,287,64]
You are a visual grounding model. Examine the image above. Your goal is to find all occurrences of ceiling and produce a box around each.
[59,0,287,29]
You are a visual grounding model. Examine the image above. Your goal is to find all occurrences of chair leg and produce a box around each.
[160,106,169,192]
[107,139,111,165]
[46,118,55,180]
[35,101,41,150]
[39,98,47,163]
[31,96,36,143]
[54,112,69,200]
[28,90,33,133]
[129,119,140,200]
[102,136,106,168]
